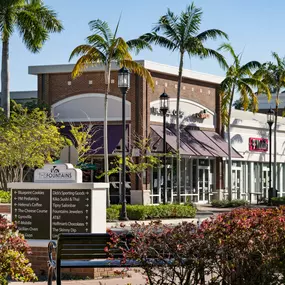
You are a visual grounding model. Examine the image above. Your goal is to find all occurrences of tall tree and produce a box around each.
[140,3,227,203]
[0,0,63,118]
[257,53,285,195]
[69,18,154,207]
[219,43,270,200]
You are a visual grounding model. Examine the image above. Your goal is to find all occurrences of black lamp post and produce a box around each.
[118,66,130,220]
[160,91,169,204]
[267,108,274,201]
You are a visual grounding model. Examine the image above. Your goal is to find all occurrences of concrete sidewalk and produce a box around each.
[10,271,146,285]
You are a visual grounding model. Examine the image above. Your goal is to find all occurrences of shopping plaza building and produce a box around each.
[25,60,285,204]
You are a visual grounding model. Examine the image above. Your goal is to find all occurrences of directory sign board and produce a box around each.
[51,189,91,239]
[12,189,50,239]
[12,189,91,240]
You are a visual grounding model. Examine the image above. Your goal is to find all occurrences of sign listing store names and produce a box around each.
[12,188,91,240]
[51,189,91,239]
[12,189,50,239]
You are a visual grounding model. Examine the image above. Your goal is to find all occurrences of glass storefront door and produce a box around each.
[151,158,215,204]
[198,166,210,203]
[232,168,241,200]
[262,166,269,200]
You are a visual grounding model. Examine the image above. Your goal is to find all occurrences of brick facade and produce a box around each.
[0,203,10,213]
[33,62,224,195]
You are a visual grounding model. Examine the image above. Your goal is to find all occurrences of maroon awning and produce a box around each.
[61,125,128,155]
[150,125,242,158]
[150,124,195,155]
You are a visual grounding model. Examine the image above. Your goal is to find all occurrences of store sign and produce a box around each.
[150,99,215,129]
[34,163,82,183]
[150,107,184,118]
[249,138,268,152]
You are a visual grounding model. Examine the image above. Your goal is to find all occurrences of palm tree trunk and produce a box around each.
[176,52,184,204]
[1,40,10,118]
[273,89,279,196]
[227,86,235,201]
[104,65,111,207]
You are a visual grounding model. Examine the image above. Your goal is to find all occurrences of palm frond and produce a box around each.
[120,60,154,90]
[197,29,228,42]
[71,53,102,78]
[220,77,233,93]
[140,32,177,51]
[86,34,108,52]
[272,51,284,68]
[88,19,113,44]
[69,44,105,63]
[16,0,63,52]
[219,43,238,64]
[126,38,152,55]
[180,3,202,38]
[23,1,63,33]
[155,8,180,44]
[197,48,227,70]
[110,37,132,62]
[113,14,121,39]
[239,61,261,76]
[220,89,231,125]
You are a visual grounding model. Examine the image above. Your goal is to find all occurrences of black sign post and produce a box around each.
[12,189,50,239]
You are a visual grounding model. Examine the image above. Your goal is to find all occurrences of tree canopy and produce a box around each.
[0,103,64,189]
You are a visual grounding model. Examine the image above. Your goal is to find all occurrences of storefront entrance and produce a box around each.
[232,168,242,200]
[198,166,210,203]
[151,158,215,204]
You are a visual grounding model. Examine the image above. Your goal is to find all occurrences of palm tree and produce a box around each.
[0,0,63,118]
[257,53,285,195]
[69,18,154,207]
[219,43,270,200]
[140,3,228,203]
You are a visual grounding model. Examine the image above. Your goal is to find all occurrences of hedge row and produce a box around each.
[271,196,285,206]
[211,199,248,208]
[107,204,197,221]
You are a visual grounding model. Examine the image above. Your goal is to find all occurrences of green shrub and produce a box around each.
[211,199,248,208]
[0,215,37,284]
[0,190,11,203]
[106,207,120,221]
[106,204,197,221]
[126,205,148,220]
[271,196,285,206]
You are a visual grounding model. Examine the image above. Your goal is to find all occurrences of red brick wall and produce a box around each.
[28,246,123,279]
[0,203,10,213]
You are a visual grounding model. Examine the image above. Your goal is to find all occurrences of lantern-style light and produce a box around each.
[267,108,274,125]
[160,91,169,113]
[118,66,130,92]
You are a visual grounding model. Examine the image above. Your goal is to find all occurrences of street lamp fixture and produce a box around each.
[118,66,130,220]
[267,108,274,202]
[160,91,169,204]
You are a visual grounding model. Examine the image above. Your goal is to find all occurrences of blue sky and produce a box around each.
[6,0,285,91]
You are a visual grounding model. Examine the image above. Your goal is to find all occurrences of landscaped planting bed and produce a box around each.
[106,204,197,221]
